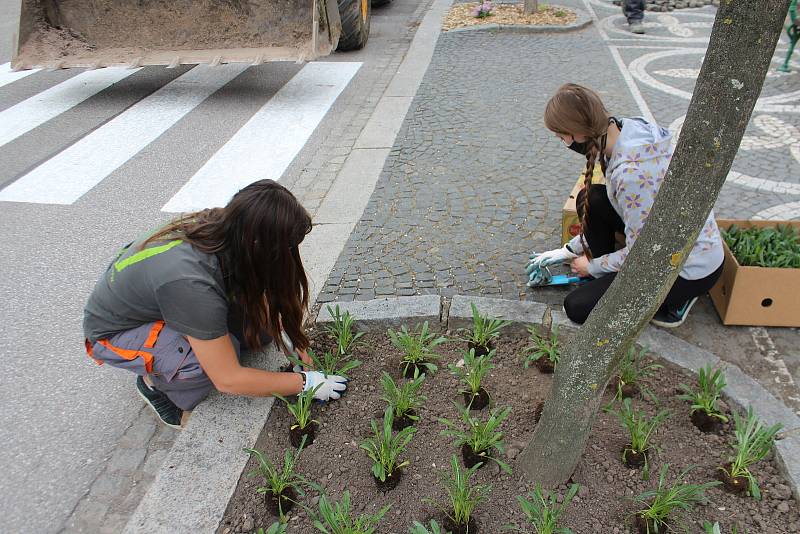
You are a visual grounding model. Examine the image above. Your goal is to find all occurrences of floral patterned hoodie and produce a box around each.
[568,117,724,280]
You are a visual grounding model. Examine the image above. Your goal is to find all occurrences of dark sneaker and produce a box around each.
[136,376,183,429]
[651,297,699,328]
[630,22,645,34]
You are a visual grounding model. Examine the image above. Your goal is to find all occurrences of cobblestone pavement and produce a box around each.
[318,0,800,413]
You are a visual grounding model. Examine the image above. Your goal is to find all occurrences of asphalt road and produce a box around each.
[0,1,426,531]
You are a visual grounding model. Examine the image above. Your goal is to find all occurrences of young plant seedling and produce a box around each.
[408,520,447,534]
[702,522,722,534]
[360,407,417,492]
[276,384,321,448]
[608,398,669,478]
[722,224,800,268]
[678,365,729,432]
[245,437,315,519]
[512,483,579,534]
[612,345,663,401]
[449,348,494,410]
[633,464,719,534]
[388,321,448,378]
[325,304,366,356]
[380,371,426,430]
[718,406,782,499]
[424,455,490,534]
[462,303,511,357]
[524,324,560,374]
[312,491,390,534]
[288,347,362,378]
[258,523,288,534]
[440,403,512,474]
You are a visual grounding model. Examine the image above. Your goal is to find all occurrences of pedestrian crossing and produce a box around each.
[0,62,38,88]
[0,61,361,208]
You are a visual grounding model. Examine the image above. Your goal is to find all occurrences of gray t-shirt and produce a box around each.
[83,239,229,343]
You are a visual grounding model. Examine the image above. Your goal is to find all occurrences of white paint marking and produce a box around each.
[609,46,656,124]
[0,63,39,88]
[0,64,249,205]
[750,327,797,394]
[162,62,362,212]
[752,201,800,221]
[0,68,139,148]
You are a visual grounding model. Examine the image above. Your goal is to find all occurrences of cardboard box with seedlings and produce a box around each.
[710,219,800,328]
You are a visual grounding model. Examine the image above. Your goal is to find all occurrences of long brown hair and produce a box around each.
[145,179,312,352]
[544,83,610,257]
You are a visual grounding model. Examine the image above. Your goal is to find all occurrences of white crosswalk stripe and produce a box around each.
[162,62,362,213]
[0,62,39,88]
[0,64,249,205]
[0,67,139,148]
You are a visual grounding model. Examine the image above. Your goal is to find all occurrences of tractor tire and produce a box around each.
[372,0,392,7]
[337,0,371,51]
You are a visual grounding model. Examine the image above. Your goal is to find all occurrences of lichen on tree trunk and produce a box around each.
[518,0,793,486]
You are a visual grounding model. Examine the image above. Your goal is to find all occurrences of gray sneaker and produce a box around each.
[630,21,645,34]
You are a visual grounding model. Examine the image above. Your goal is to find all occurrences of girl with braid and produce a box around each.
[527,84,724,327]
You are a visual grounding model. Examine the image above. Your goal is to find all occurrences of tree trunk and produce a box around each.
[519,0,792,486]
[523,0,539,15]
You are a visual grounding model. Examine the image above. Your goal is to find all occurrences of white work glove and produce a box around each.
[526,245,578,287]
[301,371,347,401]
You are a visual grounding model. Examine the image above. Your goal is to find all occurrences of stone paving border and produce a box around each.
[445,6,593,34]
[123,1,454,532]
[314,294,800,502]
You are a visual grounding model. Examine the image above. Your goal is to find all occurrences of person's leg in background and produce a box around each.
[623,0,646,34]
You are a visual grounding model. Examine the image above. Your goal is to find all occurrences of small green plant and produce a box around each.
[613,345,662,401]
[288,347,362,378]
[245,437,314,518]
[424,455,490,531]
[608,398,669,477]
[633,464,720,533]
[258,523,288,534]
[678,365,728,422]
[409,520,449,534]
[702,522,722,534]
[721,406,783,499]
[512,483,579,534]
[449,348,494,397]
[440,403,512,473]
[554,9,567,17]
[276,385,320,431]
[388,321,448,376]
[722,224,800,268]
[312,491,390,534]
[325,304,366,355]
[524,325,560,370]
[380,371,426,424]
[360,407,417,482]
[462,303,511,349]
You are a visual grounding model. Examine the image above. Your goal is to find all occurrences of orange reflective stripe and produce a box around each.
[97,340,155,373]
[143,321,165,349]
[84,338,104,367]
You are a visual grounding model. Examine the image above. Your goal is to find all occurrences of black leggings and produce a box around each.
[563,185,723,325]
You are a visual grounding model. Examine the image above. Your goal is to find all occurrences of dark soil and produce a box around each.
[219,330,800,534]
[718,463,750,495]
[401,361,429,379]
[265,487,297,518]
[461,444,490,470]
[392,409,417,431]
[691,410,725,433]
[443,515,478,534]
[622,448,647,469]
[534,356,555,374]
[611,377,640,399]
[468,341,493,358]
[289,422,317,449]
[462,387,490,410]
[375,469,404,493]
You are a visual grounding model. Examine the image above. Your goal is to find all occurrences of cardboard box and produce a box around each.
[561,165,604,245]
[709,219,800,327]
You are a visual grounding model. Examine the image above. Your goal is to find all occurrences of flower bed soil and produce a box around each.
[219,329,800,533]
[442,4,577,32]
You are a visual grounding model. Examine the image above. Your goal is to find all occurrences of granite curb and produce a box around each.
[445,6,592,34]
[314,294,800,502]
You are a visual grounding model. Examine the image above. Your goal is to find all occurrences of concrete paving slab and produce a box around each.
[638,325,722,373]
[353,97,414,149]
[316,295,442,330]
[448,294,548,334]
[123,348,285,534]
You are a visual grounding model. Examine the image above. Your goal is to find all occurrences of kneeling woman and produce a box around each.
[83,179,345,429]
[528,84,724,327]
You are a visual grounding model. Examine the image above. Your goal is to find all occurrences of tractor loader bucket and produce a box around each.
[11,0,341,70]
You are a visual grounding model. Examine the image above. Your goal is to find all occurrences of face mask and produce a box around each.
[565,139,590,155]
